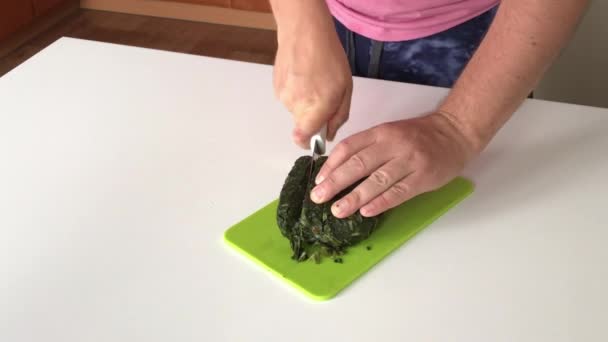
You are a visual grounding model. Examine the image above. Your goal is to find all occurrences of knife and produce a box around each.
[307,123,327,187]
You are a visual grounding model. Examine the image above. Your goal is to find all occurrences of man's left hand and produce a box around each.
[310,112,477,218]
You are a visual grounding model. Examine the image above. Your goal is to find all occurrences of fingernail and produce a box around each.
[315,174,325,184]
[311,187,325,202]
[360,206,374,217]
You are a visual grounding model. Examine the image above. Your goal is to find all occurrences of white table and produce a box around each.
[1,38,607,342]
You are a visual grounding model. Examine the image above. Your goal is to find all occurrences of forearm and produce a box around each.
[269,0,335,43]
[439,0,589,153]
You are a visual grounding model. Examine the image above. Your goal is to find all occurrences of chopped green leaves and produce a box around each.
[277,156,380,263]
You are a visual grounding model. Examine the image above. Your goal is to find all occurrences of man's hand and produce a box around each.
[309,0,589,218]
[270,0,352,148]
[310,112,477,218]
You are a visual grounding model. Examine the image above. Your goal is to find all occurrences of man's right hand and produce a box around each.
[270,0,353,148]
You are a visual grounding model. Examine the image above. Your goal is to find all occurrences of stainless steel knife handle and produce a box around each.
[310,123,327,155]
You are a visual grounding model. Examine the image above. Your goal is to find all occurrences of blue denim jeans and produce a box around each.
[333,6,498,88]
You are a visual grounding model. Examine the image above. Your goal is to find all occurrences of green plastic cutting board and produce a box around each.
[224,177,473,301]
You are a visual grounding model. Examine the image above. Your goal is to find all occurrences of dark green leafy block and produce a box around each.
[276,156,380,262]
[276,156,309,238]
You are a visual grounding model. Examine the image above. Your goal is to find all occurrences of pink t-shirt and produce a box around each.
[326,0,500,42]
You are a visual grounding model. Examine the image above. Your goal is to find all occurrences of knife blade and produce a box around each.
[307,123,328,188]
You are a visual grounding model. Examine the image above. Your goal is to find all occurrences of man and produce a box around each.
[269,0,588,219]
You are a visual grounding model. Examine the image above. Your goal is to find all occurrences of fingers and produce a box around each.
[329,160,413,218]
[294,110,330,140]
[290,90,350,149]
[285,84,352,149]
[327,86,352,141]
[311,142,389,206]
[292,127,310,149]
[290,105,334,150]
[360,174,423,217]
[315,129,377,184]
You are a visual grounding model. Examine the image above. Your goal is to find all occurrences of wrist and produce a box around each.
[431,109,486,159]
[270,0,334,44]
[437,90,511,156]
